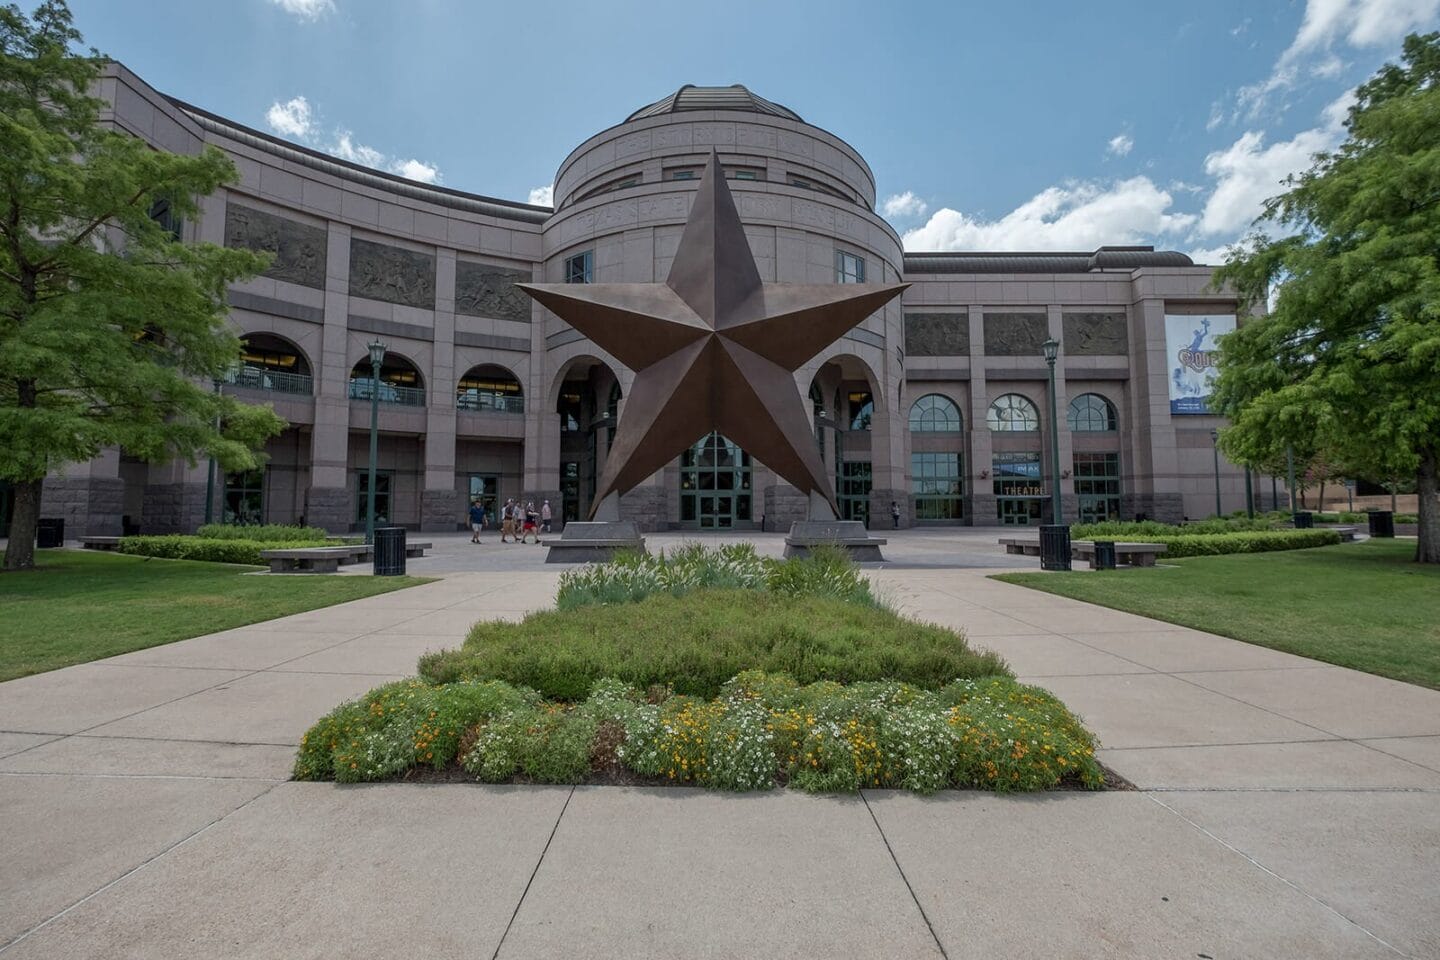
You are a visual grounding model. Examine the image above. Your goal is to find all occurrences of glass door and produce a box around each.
[468,475,499,518]
[680,433,752,529]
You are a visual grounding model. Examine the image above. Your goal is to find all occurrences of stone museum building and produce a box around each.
[22,65,1258,536]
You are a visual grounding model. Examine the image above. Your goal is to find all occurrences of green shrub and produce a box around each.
[119,535,275,565]
[1074,518,1277,538]
[195,523,329,542]
[555,543,875,610]
[297,672,1102,794]
[1070,522,1342,558]
[418,589,1008,699]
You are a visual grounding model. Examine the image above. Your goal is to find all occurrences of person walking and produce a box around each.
[540,499,552,534]
[520,501,540,544]
[890,500,901,529]
[468,500,486,543]
[500,499,515,544]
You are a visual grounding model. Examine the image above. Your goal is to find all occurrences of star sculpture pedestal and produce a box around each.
[519,152,906,562]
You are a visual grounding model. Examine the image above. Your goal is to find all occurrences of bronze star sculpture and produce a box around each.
[518,152,907,520]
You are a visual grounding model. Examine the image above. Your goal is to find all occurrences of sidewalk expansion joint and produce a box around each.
[489,784,575,960]
[859,790,950,960]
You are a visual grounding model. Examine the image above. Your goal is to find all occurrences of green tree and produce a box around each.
[1212,32,1440,563]
[0,1,284,571]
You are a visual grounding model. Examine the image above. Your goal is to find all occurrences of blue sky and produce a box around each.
[68,0,1440,261]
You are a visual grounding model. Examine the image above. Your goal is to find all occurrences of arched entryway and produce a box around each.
[808,353,885,524]
[679,433,753,529]
[549,355,622,522]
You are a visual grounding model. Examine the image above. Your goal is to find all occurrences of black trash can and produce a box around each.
[373,526,407,576]
[1039,524,1072,572]
[1293,511,1314,529]
[36,517,64,548]
[1093,540,1118,571]
[1368,510,1395,538]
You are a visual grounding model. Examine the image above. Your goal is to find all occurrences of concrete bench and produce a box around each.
[1072,540,1168,568]
[322,541,431,564]
[260,546,357,573]
[998,537,1043,557]
[1330,525,1359,542]
[80,536,123,551]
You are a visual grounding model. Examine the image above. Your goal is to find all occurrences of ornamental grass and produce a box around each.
[294,672,1104,794]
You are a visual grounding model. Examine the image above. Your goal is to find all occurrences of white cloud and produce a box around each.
[528,184,554,206]
[1237,0,1439,117]
[263,97,441,184]
[1197,89,1353,236]
[901,177,1195,252]
[268,0,335,21]
[881,191,928,219]
[1106,134,1134,157]
[1187,243,1240,266]
[264,96,312,138]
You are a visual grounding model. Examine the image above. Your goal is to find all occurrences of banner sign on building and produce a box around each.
[1164,314,1236,414]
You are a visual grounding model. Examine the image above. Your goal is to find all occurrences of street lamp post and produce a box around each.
[1210,428,1222,517]
[364,339,387,544]
[1039,338,1070,571]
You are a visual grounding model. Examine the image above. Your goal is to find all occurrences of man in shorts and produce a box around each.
[500,499,515,543]
[469,500,486,543]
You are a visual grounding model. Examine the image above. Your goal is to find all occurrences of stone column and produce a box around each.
[967,305,997,525]
[139,458,211,534]
[421,250,461,531]
[305,222,353,532]
[1124,297,1184,523]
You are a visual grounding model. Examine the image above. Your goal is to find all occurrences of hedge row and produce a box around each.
[194,523,329,542]
[1081,528,1341,558]
[119,535,296,565]
[295,673,1105,794]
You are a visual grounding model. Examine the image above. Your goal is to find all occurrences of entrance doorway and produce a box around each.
[680,433,752,529]
[838,460,872,524]
[468,474,498,518]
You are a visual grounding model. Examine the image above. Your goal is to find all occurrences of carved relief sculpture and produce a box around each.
[455,262,532,322]
[983,313,1049,356]
[349,238,436,309]
[1062,312,1129,355]
[904,313,970,356]
[223,203,326,289]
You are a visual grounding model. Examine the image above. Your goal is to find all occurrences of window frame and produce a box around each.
[986,394,1040,432]
[909,393,962,432]
[1067,393,1118,432]
[564,250,594,284]
[835,250,866,284]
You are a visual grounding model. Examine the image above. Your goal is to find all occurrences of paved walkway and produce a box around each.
[1,537,1438,958]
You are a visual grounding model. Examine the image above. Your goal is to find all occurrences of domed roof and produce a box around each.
[625,84,803,123]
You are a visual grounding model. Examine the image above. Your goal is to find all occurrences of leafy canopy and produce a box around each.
[0,1,284,487]
[1211,32,1440,485]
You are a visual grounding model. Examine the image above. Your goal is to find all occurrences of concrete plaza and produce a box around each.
[1,531,1437,958]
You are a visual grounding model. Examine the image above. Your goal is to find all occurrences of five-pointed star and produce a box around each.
[518,151,907,520]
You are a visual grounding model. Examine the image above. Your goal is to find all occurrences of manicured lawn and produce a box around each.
[995,540,1440,689]
[0,550,432,681]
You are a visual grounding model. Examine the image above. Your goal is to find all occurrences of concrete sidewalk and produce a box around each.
[1,560,1438,957]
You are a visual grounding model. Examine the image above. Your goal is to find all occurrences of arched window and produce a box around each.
[228,334,312,395]
[1067,393,1117,432]
[348,354,424,407]
[986,394,1039,432]
[457,365,523,414]
[848,391,873,431]
[909,394,962,432]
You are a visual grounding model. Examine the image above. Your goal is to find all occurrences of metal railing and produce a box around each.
[223,365,313,395]
[456,392,525,414]
[348,378,426,407]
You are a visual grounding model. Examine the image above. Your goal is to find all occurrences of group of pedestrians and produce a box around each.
[468,498,551,545]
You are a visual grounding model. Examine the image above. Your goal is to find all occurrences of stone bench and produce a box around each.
[1072,540,1168,569]
[998,537,1043,557]
[80,536,123,551]
[1330,525,1359,542]
[260,546,360,573]
[784,520,887,561]
[323,541,432,564]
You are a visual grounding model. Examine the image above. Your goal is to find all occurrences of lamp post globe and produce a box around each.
[1040,337,1070,570]
[365,339,387,544]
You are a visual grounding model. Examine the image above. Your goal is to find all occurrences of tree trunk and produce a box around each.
[1416,448,1440,564]
[3,478,41,572]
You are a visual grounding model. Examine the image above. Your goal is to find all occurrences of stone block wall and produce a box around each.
[304,486,352,534]
[421,488,465,532]
[1122,492,1185,525]
[40,476,124,538]
[762,484,809,532]
[139,482,209,535]
[619,486,669,532]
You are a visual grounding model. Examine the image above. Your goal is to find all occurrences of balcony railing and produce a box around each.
[348,378,426,407]
[456,392,525,414]
[224,365,313,396]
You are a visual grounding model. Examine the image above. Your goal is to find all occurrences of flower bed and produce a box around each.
[294,672,1104,794]
[418,588,1007,700]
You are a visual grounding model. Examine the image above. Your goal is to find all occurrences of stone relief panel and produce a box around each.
[904,313,970,356]
[455,262,532,322]
[223,203,326,289]
[349,238,435,309]
[983,313,1049,356]
[1062,312,1129,355]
